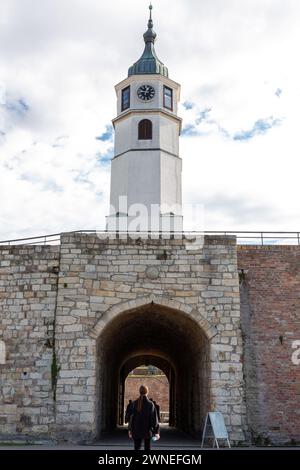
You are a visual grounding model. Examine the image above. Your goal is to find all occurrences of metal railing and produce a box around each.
[0,233,62,246]
[0,230,299,246]
[205,231,300,246]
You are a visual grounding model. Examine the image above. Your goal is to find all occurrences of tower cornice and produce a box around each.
[112,108,182,134]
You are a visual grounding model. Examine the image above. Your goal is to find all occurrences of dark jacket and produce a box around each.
[129,396,159,439]
[125,401,133,424]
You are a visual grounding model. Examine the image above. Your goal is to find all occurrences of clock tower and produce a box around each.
[108,5,182,232]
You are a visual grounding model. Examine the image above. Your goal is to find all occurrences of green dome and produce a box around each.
[128,6,169,78]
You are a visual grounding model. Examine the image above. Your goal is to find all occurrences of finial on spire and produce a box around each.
[143,1,155,43]
[148,2,153,29]
[149,2,153,20]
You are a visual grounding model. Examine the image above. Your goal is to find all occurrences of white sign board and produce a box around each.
[201,411,230,448]
[208,412,228,439]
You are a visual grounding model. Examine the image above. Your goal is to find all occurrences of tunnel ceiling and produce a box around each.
[98,303,208,372]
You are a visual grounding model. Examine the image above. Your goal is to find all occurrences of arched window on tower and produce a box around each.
[138,119,152,140]
[0,340,6,364]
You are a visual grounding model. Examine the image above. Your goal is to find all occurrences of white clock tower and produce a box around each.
[108,5,182,232]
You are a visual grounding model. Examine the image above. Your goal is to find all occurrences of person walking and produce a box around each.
[128,385,160,450]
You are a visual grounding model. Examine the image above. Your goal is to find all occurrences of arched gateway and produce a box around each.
[53,232,246,444]
[92,298,214,436]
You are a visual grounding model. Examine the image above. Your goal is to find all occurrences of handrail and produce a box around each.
[0,230,299,246]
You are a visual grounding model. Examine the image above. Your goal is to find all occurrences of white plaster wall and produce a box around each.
[110,149,181,216]
[114,113,179,156]
[110,155,129,213]
[160,152,182,211]
[114,119,132,155]
[110,150,161,214]
[114,114,160,156]
[158,115,179,155]
[111,74,181,218]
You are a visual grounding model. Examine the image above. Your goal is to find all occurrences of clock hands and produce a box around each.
[137,85,155,101]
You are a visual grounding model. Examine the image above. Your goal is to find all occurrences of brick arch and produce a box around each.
[89,295,217,340]
[121,354,172,379]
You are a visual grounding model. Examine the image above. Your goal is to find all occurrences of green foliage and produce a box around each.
[238,269,246,284]
[279,335,284,344]
[252,432,273,447]
[234,440,249,447]
[285,439,300,446]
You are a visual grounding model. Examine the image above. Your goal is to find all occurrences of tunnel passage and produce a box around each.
[122,357,172,426]
[96,302,211,437]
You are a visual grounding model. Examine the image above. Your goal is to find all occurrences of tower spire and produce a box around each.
[128,2,168,77]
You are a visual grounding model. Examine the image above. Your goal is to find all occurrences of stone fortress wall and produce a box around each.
[238,245,300,445]
[0,245,59,435]
[0,234,299,444]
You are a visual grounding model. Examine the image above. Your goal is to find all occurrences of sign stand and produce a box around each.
[201,411,231,448]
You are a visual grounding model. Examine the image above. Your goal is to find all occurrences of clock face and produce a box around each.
[137,84,155,101]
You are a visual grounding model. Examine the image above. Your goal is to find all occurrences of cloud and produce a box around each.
[182,105,282,142]
[182,101,194,111]
[233,117,282,141]
[181,107,214,136]
[5,98,29,115]
[52,135,69,148]
[0,0,300,239]
[198,193,278,225]
[96,125,113,142]
[97,147,114,166]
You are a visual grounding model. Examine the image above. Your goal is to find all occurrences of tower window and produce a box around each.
[138,119,152,140]
[121,86,130,111]
[163,86,173,111]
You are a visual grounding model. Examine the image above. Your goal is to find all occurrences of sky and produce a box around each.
[0,0,300,240]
